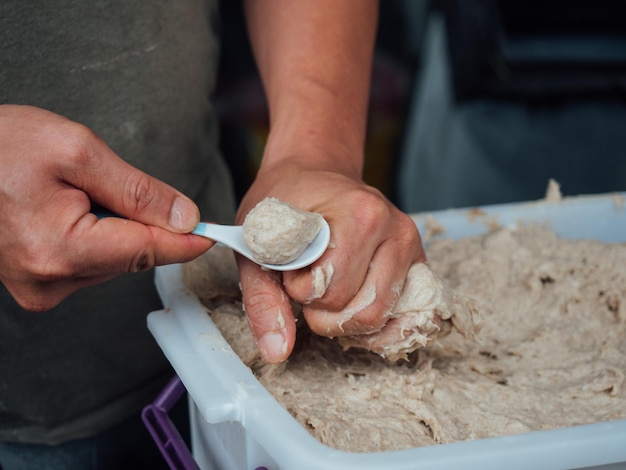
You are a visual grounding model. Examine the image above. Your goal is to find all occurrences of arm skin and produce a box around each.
[0,105,213,312]
[239,0,426,363]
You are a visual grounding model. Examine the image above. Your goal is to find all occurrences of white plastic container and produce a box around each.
[147,193,626,470]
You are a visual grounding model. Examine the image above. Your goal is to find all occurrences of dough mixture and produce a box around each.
[338,262,480,361]
[183,222,626,453]
[242,197,324,265]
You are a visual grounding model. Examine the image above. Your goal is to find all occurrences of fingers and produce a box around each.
[0,105,209,312]
[282,211,374,307]
[24,183,212,277]
[302,233,422,337]
[283,206,425,337]
[280,190,388,308]
[3,211,213,312]
[72,215,214,274]
[1,105,201,234]
[56,121,201,233]
[237,256,297,363]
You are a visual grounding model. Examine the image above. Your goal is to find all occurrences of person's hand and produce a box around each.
[236,159,426,363]
[240,0,414,362]
[0,105,213,311]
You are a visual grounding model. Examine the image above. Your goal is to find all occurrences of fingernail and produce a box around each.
[257,332,287,363]
[169,196,199,232]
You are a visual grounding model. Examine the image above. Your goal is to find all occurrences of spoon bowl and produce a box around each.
[192,219,330,271]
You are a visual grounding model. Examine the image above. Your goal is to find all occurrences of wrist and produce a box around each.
[260,133,364,182]
[261,103,367,180]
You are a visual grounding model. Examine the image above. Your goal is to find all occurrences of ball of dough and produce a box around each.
[243,197,324,265]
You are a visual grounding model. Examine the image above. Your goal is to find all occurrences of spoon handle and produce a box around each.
[192,223,245,252]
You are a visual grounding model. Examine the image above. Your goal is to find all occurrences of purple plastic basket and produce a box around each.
[142,375,200,470]
[142,375,269,470]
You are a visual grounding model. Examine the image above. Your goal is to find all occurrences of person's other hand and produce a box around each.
[0,105,213,311]
[236,159,426,363]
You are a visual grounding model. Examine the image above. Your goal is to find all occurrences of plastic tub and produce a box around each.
[146,192,626,470]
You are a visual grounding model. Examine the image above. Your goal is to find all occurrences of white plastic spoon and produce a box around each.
[192,219,331,271]
[91,206,329,270]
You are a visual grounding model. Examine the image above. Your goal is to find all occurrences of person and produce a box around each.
[0,1,424,468]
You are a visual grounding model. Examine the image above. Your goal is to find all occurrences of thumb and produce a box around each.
[67,136,200,233]
[237,257,297,363]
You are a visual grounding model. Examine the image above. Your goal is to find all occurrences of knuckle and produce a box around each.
[284,270,325,304]
[244,288,275,315]
[396,212,421,248]
[123,171,159,215]
[58,121,99,167]
[311,289,350,312]
[128,249,157,273]
[304,272,356,311]
[305,296,389,337]
[347,307,388,334]
[350,191,392,234]
[243,290,282,331]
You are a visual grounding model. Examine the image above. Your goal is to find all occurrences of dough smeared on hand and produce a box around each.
[243,197,324,265]
[339,263,480,361]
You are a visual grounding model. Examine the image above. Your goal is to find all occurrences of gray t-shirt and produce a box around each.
[0,0,235,444]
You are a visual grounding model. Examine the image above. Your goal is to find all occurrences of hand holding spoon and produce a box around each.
[92,199,330,271]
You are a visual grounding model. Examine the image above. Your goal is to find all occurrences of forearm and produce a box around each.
[244,0,378,179]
